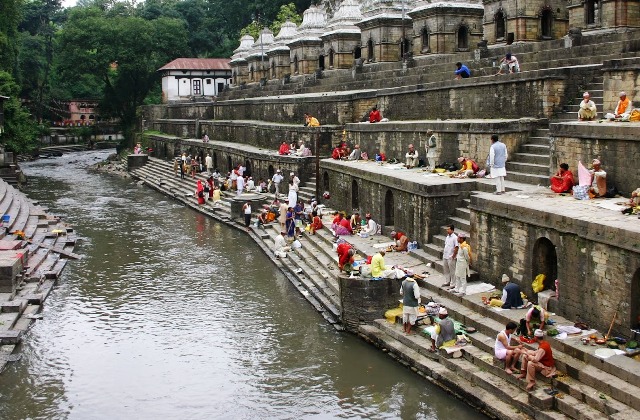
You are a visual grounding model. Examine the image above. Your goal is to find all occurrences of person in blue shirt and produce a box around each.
[454,62,471,79]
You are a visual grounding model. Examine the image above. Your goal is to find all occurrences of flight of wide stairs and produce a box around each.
[0,179,77,369]
[359,271,640,420]
[555,76,605,122]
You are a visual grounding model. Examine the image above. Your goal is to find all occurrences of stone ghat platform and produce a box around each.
[129,156,640,420]
[0,179,78,373]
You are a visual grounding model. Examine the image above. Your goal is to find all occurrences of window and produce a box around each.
[293,55,299,73]
[541,9,553,38]
[329,49,335,68]
[206,79,212,85]
[495,11,506,40]
[318,55,325,71]
[457,26,469,50]
[585,0,596,25]
[193,79,201,95]
[400,37,410,60]
[271,61,276,78]
[421,27,430,52]
[354,46,361,60]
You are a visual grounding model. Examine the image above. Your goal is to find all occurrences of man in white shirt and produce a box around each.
[290,172,300,188]
[272,170,283,198]
[442,224,458,288]
[273,231,291,258]
[359,213,378,237]
[205,154,213,174]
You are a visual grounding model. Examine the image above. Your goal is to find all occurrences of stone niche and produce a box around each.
[409,1,484,55]
[471,195,640,337]
[267,21,298,80]
[288,6,327,75]
[320,0,364,69]
[567,0,640,31]
[483,0,569,45]
[356,0,411,63]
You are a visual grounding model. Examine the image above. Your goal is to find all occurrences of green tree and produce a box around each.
[0,0,24,75]
[0,71,39,154]
[270,3,303,35]
[56,5,189,146]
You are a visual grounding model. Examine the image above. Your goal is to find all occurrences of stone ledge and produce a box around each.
[551,121,640,141]
[346,118,541,133]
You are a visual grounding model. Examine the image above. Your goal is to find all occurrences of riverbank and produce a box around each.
[0,178,77,373]
[129,156,640,419]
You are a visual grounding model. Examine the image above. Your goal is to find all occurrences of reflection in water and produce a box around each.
[0,151,485,419]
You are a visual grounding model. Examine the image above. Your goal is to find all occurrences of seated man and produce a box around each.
[589,159,607,198]
[630,188,640,207]
[256,209,269,230]
[454,62,471,79]
[550,163,574,193]
[428,307,457,352]
[455,156,478,178]
[273,231,291,258]
[348,144,361,160]
[578,92,597,121]
[337,242,354,272]
[518,329,556,391]
[495,321,524,374]
[278,141,290,155]
[304,112,320,127]
[489,275,525,308]
[496,53,520,75]
[371,250,396,279]
[605,91,632,120]
[369,106,382,123]
[359,213,378,236]
[405,144,419,169]
[390,230,409,252]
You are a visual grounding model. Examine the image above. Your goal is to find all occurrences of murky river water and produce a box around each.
[0,151,484,419]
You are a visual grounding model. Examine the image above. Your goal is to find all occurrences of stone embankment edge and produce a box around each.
[127,170,509,420]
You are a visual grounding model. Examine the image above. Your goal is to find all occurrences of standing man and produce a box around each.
[451,233,472,296]
[205,153,213,175]
[425,130,437,170]
[400,276,421,335]
[212,168,221,188]
[242,201,252,232]
[489,134,508,195]
[518,329,556,391]
[272,169,283,199]
[290,172,300,189]
[442,224,458,288]
[236,174,245,196]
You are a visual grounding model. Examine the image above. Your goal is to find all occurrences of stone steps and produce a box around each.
[506,161,550,177]
[513,153,550,165]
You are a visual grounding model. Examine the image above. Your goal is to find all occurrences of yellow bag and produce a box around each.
[629,109,640,122]
[532,273,546,293]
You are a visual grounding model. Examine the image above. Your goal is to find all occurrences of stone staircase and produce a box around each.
[129,157,640,420]
[0,179,77,372]
[555,76,605,122]
[506,127,552,186]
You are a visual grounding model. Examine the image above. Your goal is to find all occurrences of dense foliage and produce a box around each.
[0,0,313,151]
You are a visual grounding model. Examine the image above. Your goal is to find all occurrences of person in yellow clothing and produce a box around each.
[304,113,320,127]
[371,250,396,279]
[454,156,477,178]
[605,91,632,120]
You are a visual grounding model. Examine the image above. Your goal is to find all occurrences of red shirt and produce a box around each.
[337,243,353,266]
[538,341,554,367]
[339,217,352,233]
[369,110,382,123]
[332,147,342,159]
[279,143,290,155]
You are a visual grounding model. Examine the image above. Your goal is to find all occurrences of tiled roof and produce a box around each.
[158,58,231,71]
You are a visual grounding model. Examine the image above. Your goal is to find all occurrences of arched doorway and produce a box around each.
[227,156,233,172]
[540,9,553,38]
[351,180,359,210]
[532,237,558,291]
[271,61,276,78]
[353,46,361,60]
[213,152,218,170]
[631,268,640,330]
[585,0,596,25]
[367,39,374,61]
[421,27,430,52]
[400,37,410,60]
[323,171,330,192]
[318,55,325,71]
[328,49,335,68]
[268,165,275,179]
[495,10,506,40]
[244,159,251,177]
[293,55,299,74]
[384,190,394,227]
[457,26,469,50]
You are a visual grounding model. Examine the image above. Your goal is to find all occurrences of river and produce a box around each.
[0,151,484,419]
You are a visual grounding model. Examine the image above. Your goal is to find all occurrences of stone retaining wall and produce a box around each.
[471,195,640,337]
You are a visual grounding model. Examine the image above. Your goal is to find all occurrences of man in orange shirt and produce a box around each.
[605,91,632,120]
[518,329,556,391]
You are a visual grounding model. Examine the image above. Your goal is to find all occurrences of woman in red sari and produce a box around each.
[550,163,574,193]
[206,176,214,201]
[195,180,205,205]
